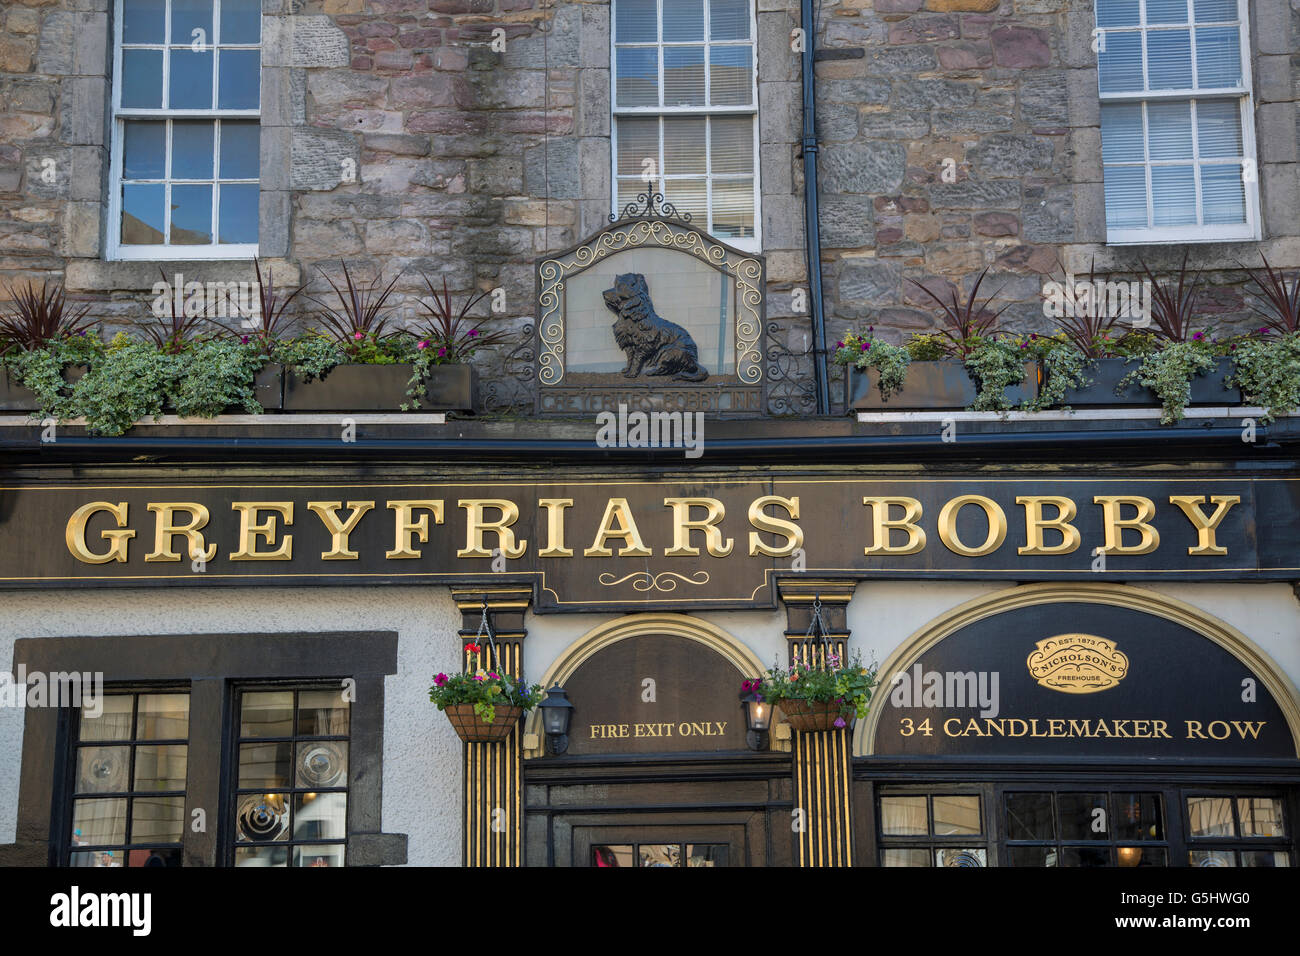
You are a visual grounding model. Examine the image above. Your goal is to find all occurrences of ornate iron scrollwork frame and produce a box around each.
[534,213,766,406]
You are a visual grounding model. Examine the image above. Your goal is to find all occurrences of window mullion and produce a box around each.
[1142,102,1155,229]
[164,120,174,243]
[162,0,172,110]
[182,678,227,867]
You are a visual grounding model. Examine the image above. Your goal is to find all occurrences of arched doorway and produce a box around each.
[854,584,1300,867]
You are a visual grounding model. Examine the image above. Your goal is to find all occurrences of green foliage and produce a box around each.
[272,332,346,381]
[429,665,543,725]
[963,336,1028,411]
[3,331,105,414]
[1124,339,1217,424]
[832,329,910,399]
[69,338,180,436]
[166,339,267,418]
[1029,335,1094,412]
[1229,331,1300,422]
[904,333,950,361]
[749,650,879,722]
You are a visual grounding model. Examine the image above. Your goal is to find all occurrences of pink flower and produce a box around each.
[1192,331,1204,341]
[417,340,429,350]
[834,716,846,728]
[473,674,484,681]
[860,342,870,351]
[468,329,479,338]
[240,335,250,344]
[836,341,844,349]
[437,346,447,357]
[488,672,499,679]
[434,673,448,687]
[353,331,364,341]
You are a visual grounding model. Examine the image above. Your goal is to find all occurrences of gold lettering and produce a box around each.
[145,502,216,563]
[937,494,1007,557]
[1094,495,1160,555]
[386,500,444,559]
[66,501,135,564]
[230,501,294,560]
[458,498,527,559]
[1153,720,1171,738]
[537,498,574,558]
[1017,495,1081,555]
[584,498,652,557]
[1168,495,1240,556]
[862,496,925,555]
[747,495,803,557]
[663,497,734,557]
[307,500,374,560]
[943,717,963,736]
[1185,720,1206,739]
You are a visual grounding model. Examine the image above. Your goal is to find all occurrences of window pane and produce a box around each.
[616,47,659,107]
[1113,793,1164,841]
[297,690,350,736]
[1009,846,1057,866]
[235,792,290,842]
[1196,100,1242,156]
[615,0,657,42]
[136,693,189,739]
[1188,796,1235,836]
[1146,0,1189,23]
[219,121,260,178]
[133,744,188,791]
[882,848,931,866]
[1006,792,1055,841]
[169,49,214,109]
[664,117,706,175]
[617,117,659,176]
[294,844,345,867]
[294,792,346,840]
[171,0,212,44]
[241,691,294,737]
[77,746,131,793]
[1195,26,1241,87]
[933,795,982,835]
[664,46,705,106]
[685,844,728,866]
[1200,165,1245,224]
[122,49,164,108]
[1147,30,1192,89]
[1189,849,1236,866]
[709,45,751,105]
[238,741,291,788]
[1101,103,1145,162]
[127,847,182,866]
[123,122,167,180]
[1098,32,1143,93]
[218,184,259,243]
[935,848,986,867]
[130,796,185,843]
[236,845,289,867]
[664,0,704,41]
[639,844,681,866]
[1058,793,1108,841]
[220,0,262,44]
[1151,164,1196,224]
[1240,850,1289,867]
[171,120,215,180]
[170,183,213,243]
[710,116,753,174]
[880,796,928,835]
[69,850,125,867]
[1103,165,1148,228]
[617,177,652,213]
[218,49,260,109]
[1095,0,1140,26]
[1193,0,1236,20]
[122,0,165,44]
[122,183,165,244]
[712,178,754,238]
[711,0,751,38]
[1060,845,1111,866]
[296,740,348,788]
[1237,797,1286,837]
[593,845,635,867]
[663,177,706,222]
[1147,101,1192,158]
[1117,846,1167,866]
[72,798,128,846]
[80,695,134,742]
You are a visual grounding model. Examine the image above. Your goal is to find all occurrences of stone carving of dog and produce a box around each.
[601,273,709,382]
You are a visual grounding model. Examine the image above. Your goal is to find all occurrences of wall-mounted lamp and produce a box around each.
[741,691,771,751]
[538,685,574,754]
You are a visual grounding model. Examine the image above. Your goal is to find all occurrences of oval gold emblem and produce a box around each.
[1027,634,1129,694]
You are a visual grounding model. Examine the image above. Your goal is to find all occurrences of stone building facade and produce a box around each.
[3,0,1294,414]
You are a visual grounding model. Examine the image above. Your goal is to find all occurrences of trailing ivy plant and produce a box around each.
[68,335,181,436]
[963,335,1029,411]
[832,327,911,400]
[166,338,268,418]
[1126,338,1217,425]
[1229,330,1300,423]
[1025,333,1093,412]
[3,331,104,415]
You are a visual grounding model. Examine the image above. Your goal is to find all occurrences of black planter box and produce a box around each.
[1188,356,1241,405]
[0,364,88,412]
[847,360,1036,411]
[1056,357,1152,407]
[282,363,476,412]
[253,363,284,411]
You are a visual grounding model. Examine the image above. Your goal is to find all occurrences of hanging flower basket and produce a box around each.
[777,699,850,733]
[442,703,524,743]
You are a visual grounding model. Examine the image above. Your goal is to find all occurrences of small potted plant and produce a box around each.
[409,273,513,413]
[1228,256,1300,422]
[0,279,96,412]
[747,650,878,733]
[232,258,306,411]
[429,642,543,743]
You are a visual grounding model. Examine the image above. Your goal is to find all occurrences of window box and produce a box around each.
[846,360,1037,411]
[1053,356,1240,408]
[0,364,89,412]
[282,363,476,413]
[1187,356,1240,405]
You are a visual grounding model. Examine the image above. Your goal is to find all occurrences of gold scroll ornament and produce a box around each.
[1027,634,1129,694]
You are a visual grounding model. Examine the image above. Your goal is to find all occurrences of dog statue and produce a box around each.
[601,273,709,382]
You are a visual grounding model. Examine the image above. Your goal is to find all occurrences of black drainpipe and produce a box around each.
[800,0,830,415]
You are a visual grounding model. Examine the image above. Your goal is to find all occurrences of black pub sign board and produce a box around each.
[2,474,1297,610]
[872,601,1296,759]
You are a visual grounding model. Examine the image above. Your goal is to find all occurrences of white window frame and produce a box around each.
[107,0,260,261]
[610,0,762,252]
[1096,0,1261,245]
